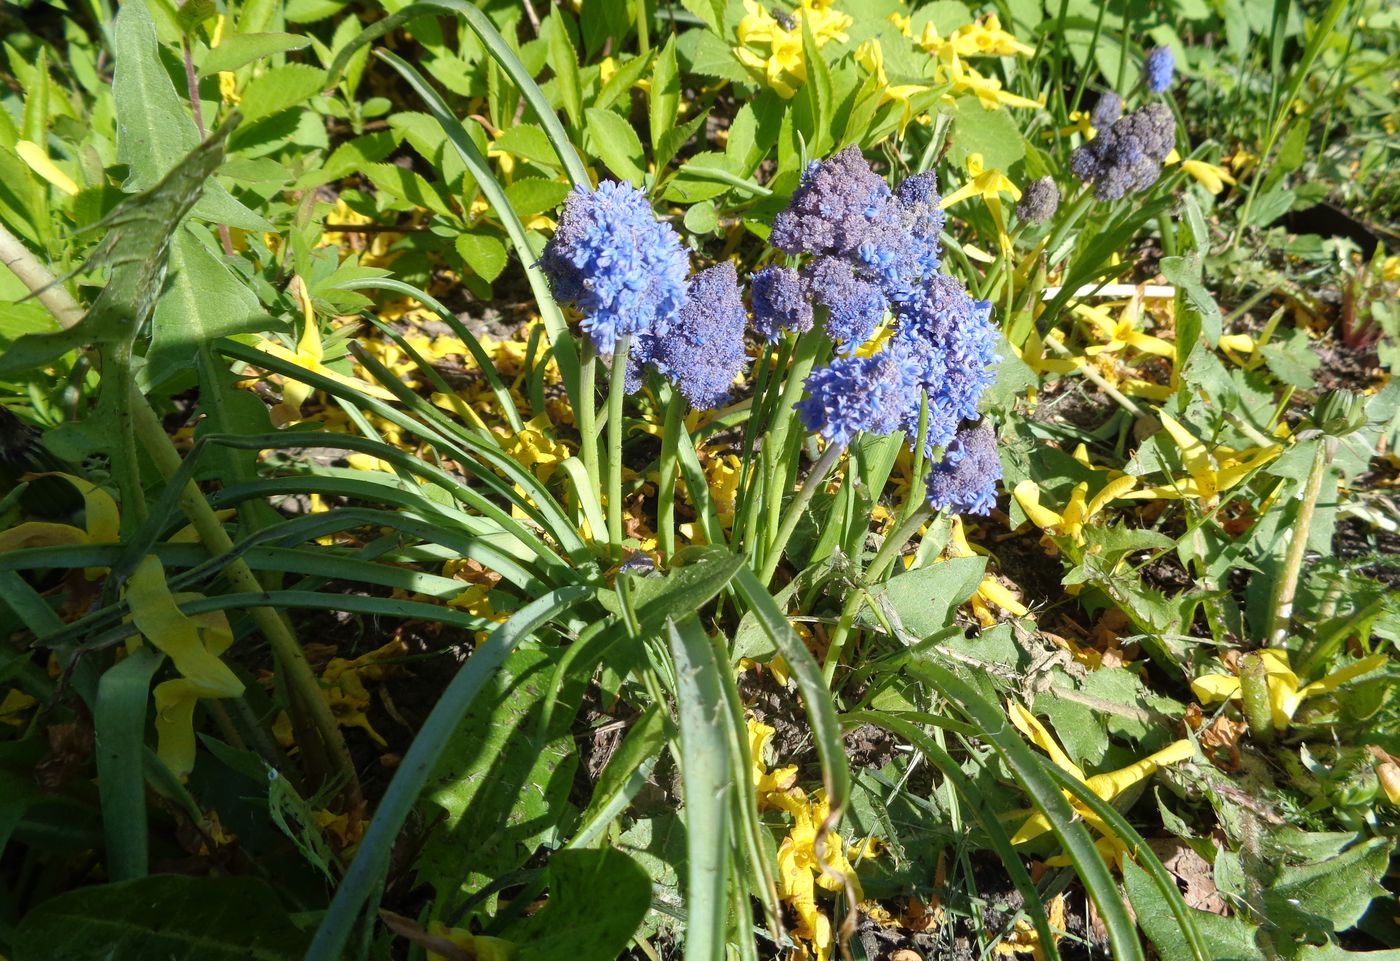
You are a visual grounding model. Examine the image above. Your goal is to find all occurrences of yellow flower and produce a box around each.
[1218,332,1256,366]
[126,555,242,778]
[209,15,241,104]
[319,639,407,747]
[770,787,870,961]
[251,278,396,424]
[995,893,1067,958]
[1008,701,1194,859]
[1012,327,1079,377]
[941,153,1021,252]
[1120,412,1282,504]
[855,39,931,137]
[706,453,744,530]
[1048,110,1096,140]
[1165,150,1237,195]
[1191,648,1387,731]
[945,14,1035,58]
[1013,474,1137,547]
[1,689,39,731]
[734,0,852,99]
[1075,299,1176,359]
[946,517,1028,626]
[930,46,1043,110]
[747,717,798,801]
[0,472,120,578]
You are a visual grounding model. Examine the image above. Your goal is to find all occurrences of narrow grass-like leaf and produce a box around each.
[732,566,851,824]
[567,705,666,850]
[665,615,734,961]
[373,47,584,412]
[303,585,591,961]
[846,709,1060,961]
[94,647,162,881]
[1039,760,1209,961]
[911,659,1145,961]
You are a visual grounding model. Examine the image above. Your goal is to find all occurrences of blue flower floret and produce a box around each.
[925,422,1002,516]
[539,180,691,355]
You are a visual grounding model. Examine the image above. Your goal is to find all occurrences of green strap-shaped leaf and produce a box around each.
[302,584,592,961]
[94,648,163,881]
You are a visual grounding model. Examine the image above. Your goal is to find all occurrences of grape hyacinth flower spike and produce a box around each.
[632,262,751,410]
[925,421,1002,516]
[539,180,691,356]
[1143,45,1175,93]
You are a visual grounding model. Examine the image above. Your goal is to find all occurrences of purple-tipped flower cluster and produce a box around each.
[540,181,691,356]
[1069,102,1176,200]
[631,263,750,411]
[764,145,947,347]
[778,149,1003,514]
[1143,46,1175,93]
[750,266,813,342]
[925,422,1001,516]
[1016,176,1060,225]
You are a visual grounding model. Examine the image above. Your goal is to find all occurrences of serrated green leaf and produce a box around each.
[503,176,571,218]
[680,0,725,34]
[199,32,309,74]
[872,557,988,639]
[585,107,646,185]
[455,232,508,282]
[236,63,326,123]
[595,51,654,112]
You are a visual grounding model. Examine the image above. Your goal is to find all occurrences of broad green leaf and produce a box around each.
[504,176,572,218]
[199,32,310,75]
[416,647,582,912]
[1124,858,1263,961]
[585,107,646,185]
[12,874,311,961]
[493,122,561,169]
[364,162,456,217]
[1260,327,1321,388]
[655,109,709,175]
[146,228,270,391]
[949,94,1026,170]
[112,0,270,231]
[1161,252,1222,353]
[235,63,327,123]
[872,557,989,639]
[511,849,653,961]
[456,231,508,282]
[1262,836,1392,936]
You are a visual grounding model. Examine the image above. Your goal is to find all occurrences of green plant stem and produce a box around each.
[607,336,631,562]
[761,332,823,561]
[0,219,361,808]
[578,340,601,524]
[658,388,683,560]
[822,505,933,684]
[1045,187,1096,267]
[1265,438,1332,647]
[634,0,650,52]
[758,441,844,587]
[898,396,931,527]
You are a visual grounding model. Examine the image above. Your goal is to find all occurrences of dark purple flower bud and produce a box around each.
[1016,176,1060,225]
[1069,103,1176,200]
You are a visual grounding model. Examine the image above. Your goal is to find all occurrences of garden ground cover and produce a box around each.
[0,0,1397,960]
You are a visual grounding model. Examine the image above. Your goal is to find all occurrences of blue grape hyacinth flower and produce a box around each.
[539,180,691,356]
[634,262,751,410]
[1144,46,1175,93]
[925,421,1001,516]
